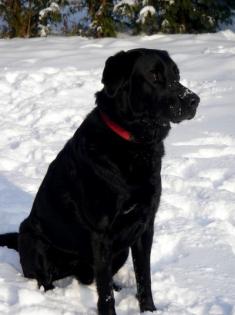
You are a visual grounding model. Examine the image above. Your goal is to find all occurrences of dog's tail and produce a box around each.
[0,233,19,251]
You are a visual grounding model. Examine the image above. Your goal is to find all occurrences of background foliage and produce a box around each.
[0,0,235,38]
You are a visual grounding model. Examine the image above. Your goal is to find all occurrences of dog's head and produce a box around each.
[98,49,200,141]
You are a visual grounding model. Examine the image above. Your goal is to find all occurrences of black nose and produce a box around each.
[189,95,200,109]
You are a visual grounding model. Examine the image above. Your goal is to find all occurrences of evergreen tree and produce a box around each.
[113,0,235,35]
[0,0,235,37]
[113,0,139,33]
[0,0,65,38]
[136,1,159,35]
[159,0,235,33]
[39,1,62,36]
[87,0,116,37]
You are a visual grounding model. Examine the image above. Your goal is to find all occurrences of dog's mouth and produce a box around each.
[169,107,197,123]
[168,94,199,124]
[186,108,197,120]
[164,84,200,124]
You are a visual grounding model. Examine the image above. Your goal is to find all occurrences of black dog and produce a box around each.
[0,49,199,315]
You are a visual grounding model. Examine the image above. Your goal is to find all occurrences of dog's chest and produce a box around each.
[109,150,161,248]
[120,147,157,183]
[122,202,137,215]
[111,181,157,250]
[111,203,151,251]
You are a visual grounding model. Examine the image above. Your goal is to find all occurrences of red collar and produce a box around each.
[100,112,133,142]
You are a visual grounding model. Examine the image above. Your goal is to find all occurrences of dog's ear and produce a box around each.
[102,50,140,97]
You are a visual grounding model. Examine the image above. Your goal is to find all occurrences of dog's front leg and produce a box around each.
[92,233,116,315]
[131,221,156,313]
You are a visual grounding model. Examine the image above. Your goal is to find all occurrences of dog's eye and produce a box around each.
[151,71,163,83]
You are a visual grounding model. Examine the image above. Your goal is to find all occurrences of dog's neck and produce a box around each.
[96,90,171,144]
[98,110,170,145]
[100,111,133,142]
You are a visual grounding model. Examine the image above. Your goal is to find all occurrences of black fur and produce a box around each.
[0,49,199,314]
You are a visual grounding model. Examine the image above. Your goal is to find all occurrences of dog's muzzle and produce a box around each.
[169,82,200,122]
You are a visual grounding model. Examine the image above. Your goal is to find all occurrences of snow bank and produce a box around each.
[0,31,235,314]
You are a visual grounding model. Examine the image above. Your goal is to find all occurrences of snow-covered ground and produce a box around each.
[0,31,235,314]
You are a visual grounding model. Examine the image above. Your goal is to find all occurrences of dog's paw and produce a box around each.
[98,297,117,315]
[139,299,157,313]
[98,304,117,315]
[38,280,55,292]
[40,283,55,292]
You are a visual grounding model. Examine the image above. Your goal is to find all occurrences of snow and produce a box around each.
[39,2,60,19]
[114,0,137,11]
[138,6,156,24]
[0,30,235,314]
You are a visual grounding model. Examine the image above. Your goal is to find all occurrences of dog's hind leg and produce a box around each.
[18,232,55,291]
[74,261,94,285]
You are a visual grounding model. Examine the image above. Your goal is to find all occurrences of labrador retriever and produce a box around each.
[0,49,200,315]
